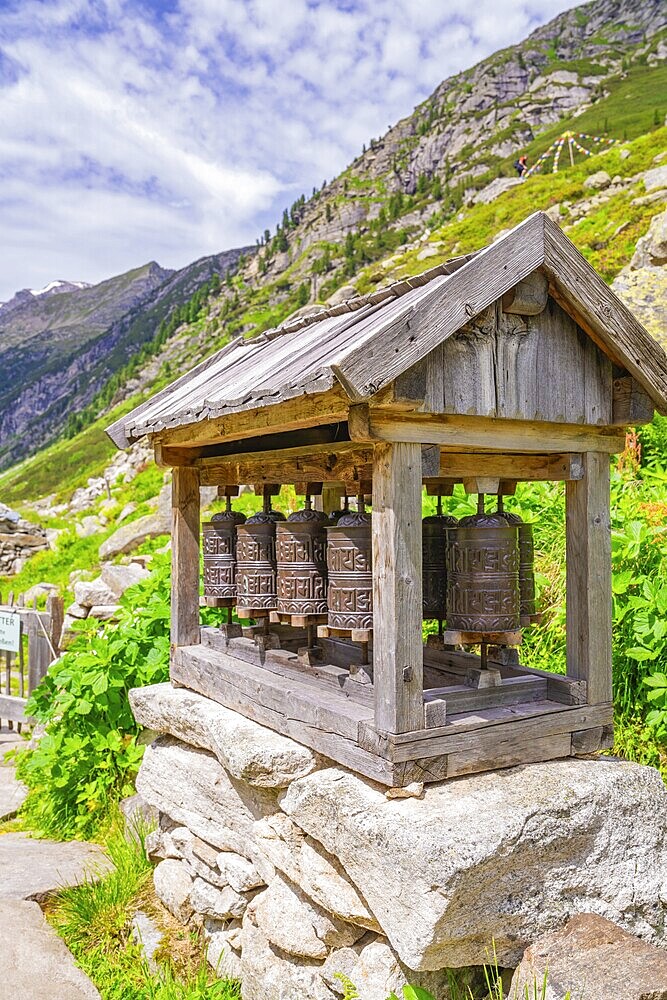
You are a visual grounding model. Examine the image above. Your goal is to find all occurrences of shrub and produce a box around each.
[15,555,172,839]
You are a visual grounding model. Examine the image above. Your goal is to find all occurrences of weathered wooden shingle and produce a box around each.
[107,212,667,448]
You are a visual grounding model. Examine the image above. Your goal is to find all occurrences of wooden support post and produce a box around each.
[171,466,201,651]
[565,452,612,704]
[318,484,346,516]
[372,442,424,733]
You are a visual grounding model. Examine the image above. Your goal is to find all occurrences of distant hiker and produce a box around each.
[514,155,528,178]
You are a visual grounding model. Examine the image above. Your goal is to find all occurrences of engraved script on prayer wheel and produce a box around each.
[277,508,329,616]
[422,511,458,620]
[236,509,286,612]
[326,512,372,630]
[496,505,537,624]
[202,508,246,602]
[446,512,520,632]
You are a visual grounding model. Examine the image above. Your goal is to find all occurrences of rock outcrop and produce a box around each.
[510,913,667,1000]
[131,683,667,998]
[613,200,667,350]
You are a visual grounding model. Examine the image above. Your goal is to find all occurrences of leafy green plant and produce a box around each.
[14,555,172,839]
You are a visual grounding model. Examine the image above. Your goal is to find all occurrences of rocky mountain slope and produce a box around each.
[0,247,250,469]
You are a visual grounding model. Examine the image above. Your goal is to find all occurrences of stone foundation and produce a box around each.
[131,683,667,999]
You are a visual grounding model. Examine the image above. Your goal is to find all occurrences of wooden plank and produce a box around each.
[171,466,201,649]
[436,452,584,481]
[331,212,547,401]
[157,387,350,449]
[372,442,424,733]
[502,270,549,315]
[436,296,612,425]
[424,675,548,713]
[171,646,391,784]
[352,409,625,454]
[198,443,374,488]
[445,732,572,778]
[359,701,612,760]
[542,215,667,414]
[611,375,655,426]
[565,452,612,704]
[0,694,27,724]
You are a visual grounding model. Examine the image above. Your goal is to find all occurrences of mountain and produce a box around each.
[1,0,665,484]
[0,280,93,320]
[0,247,250,468]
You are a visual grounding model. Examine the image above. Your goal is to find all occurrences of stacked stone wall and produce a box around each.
[131,684,667,1000]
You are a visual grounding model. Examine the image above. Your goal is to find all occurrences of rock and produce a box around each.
[131,909,163,974]
[117,502,138,523]
[217,851,265,893]
[119,792,158,833]
[253,813,379,931]
[100,562,150,598]
[205,918,243,979]
[510,913,667,1000]
[76,515,104,538]
[583,170,611,190]
[416,246,440,260]
[612,213,667,350]
[0,899,101,998]
[136,737,279,856]
[131,684,317,788]
[643,165,667,193]
[0,832,112,901]
[87,604,121,621]
[629,208,667,268]
[74,578,117,608]
[251,874,363,960]
[0,748,27,820]
[99,509,170,560]
[280,759,667,970]
[472,176,522,205]
[59,613,82,646]
[240,912,335,1000]
[65,602,89,620]
[190,876,248,920]
[326,284,356,306]
[22,582,57,604]
[620,148,631,160]
[544,204,563,222]
[153,858,194,922]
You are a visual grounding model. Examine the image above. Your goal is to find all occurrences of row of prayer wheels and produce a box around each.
[202,489,536,636]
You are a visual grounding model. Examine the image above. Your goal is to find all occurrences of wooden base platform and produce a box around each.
[270,611,328,628]
[317,625,372,643]
[172,629,613,787]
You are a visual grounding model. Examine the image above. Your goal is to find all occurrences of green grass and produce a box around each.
[47,820,241,1000]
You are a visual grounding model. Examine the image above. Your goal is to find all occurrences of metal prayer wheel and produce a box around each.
[276,498,329,616]
[446,497,520,633]
[202,497,246,604]
[496,497,537,624]
[422,495,458,621]
[326,501,373,631]
[236,493,286,613]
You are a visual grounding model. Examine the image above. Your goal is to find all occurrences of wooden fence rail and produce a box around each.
[0,592,64,729]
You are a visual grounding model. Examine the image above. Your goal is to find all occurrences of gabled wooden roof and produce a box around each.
[108,212,667,448]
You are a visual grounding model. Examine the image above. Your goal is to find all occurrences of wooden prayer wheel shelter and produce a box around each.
[108,213,667,786]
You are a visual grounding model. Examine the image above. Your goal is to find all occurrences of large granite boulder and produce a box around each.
[280,759,667,969]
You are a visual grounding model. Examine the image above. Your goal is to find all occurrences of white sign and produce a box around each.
[0,612,21,653]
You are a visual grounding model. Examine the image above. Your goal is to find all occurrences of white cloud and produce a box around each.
[0,0,581,299]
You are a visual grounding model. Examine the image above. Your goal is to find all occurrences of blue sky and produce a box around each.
[0,0,578,299]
